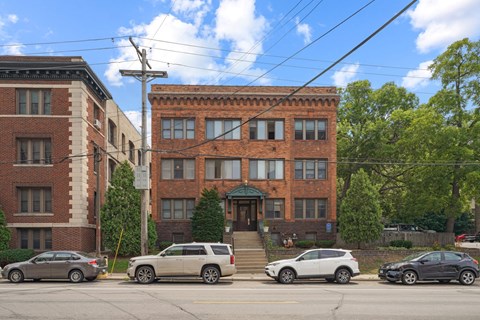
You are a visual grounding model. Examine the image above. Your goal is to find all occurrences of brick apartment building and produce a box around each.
[0,56,143,252]
[149,85,339,245]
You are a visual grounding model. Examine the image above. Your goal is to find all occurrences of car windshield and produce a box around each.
[401,252,427,262]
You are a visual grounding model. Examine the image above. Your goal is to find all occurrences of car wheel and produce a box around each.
[335,268,351,284]
[279,268,295,284]
[136,266,155,284]
[202,266,220,284]
[8,269,24,283]
[325,278,335,283]
[438,279,451,284]
[459,270,476,286]
[69,269,84,283]
[86,276,97,282]
[401,271,417,285]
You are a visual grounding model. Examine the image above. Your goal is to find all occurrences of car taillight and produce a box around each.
[473,259,478,265]
[351,257,358,262]
[88,259,98,266]
[230,255,235,265]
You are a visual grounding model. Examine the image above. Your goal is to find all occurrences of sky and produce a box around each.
[1,0,479,141]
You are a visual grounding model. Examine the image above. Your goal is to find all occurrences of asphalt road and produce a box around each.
[1,279,480,320]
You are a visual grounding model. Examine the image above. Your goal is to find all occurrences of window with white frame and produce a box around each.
[294,159,327,179]
[294,199,327,219]
[17,138,52,164]
[162,118,195,139]
[162,199,195,220]
[18,187,52,213]
[249,120,284,140]
[205,159,241,179]
[294,119,327,140]
[265,199,284,219]
[17,89,51,115]
[108,119,117,146]
[18,228,52,250]
[249,160,284,180]
[128,141,135,163]
[162,159,195,179]
[206,119,241,140]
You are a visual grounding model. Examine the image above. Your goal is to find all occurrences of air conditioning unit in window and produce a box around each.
[94,119,102,129]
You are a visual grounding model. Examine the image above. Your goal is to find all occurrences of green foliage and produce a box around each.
[101,161,156,256]
[191,188,224,242]
[389,240,413,249]
[339,169,384,248]
[295,240,315,249]
[0,208,11,251]
[0,249,35,268]
[315,240,335,248]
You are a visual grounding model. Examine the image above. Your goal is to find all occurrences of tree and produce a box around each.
[191,188,224,242]
[0,208,11,251]
[338,169,383,248]
[101,161,157,256]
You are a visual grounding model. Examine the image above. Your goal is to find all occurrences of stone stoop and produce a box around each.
[233,231,268,273]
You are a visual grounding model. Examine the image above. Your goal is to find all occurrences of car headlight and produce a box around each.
[128,260,135,267]
[267,262,280,267]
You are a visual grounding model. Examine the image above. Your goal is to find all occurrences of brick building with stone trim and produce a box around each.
[0,56,143,252]
[149,85,339,245]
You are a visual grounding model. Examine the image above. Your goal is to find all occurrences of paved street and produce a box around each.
[1,279,480,319]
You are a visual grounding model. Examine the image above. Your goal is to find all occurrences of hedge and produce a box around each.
[0,249,35,267]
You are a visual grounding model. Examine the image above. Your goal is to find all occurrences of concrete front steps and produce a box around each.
[232,231,268,273]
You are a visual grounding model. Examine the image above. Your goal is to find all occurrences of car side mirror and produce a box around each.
[419,259,429,263]
[160,253,166,257]
[297,257,304,262]
[31,259,37,264]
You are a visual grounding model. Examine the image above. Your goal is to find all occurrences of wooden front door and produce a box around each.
[237,204,252,231]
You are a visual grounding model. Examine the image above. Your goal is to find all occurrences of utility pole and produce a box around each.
[120,37,168,255]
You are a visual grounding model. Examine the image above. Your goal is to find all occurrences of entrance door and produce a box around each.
[237,205,252,231]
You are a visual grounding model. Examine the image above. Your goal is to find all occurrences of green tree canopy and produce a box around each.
[101,161,157,256]
[191,188,224,242]
[338,169,383,248]
[0,208,11,251]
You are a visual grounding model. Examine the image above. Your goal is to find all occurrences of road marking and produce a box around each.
[194,301,298,304]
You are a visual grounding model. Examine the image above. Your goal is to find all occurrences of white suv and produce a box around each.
[127,243,236,284]
[265,249,360,284]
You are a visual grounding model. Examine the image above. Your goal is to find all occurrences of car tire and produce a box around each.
[136,266,155,284]
[8,269,24,283]
[69,269,84,283]
[325,278,335,283]
[86,276,97,281]
[459,270,476,286]
[335,268,351,284]
[202,266,220,284]
[401,271,417,285]
[279,268,295,284]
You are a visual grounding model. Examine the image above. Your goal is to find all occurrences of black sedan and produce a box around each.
[1,251,107,283]
[378,251,479,285]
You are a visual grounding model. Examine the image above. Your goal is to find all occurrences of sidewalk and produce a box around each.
[99,273,379,282]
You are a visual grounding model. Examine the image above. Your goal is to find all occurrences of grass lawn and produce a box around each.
[107,257,130,273]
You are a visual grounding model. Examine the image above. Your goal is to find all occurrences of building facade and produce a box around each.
[0,56,142,252]
[149,85,339,245]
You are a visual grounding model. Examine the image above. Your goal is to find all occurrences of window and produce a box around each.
[184,245,207,255]
[206,119,241,139]
[108,159,117,181]
[93,145,99,174]
[295,199,327,219]
[305,232,317,241]
[205,159,241,179]
[162,159,195,179]
[93,104,100,121]
[172,233,184,243]
[108,119,117,146]
[265,199,284,219]
[121,134,126,153]
[129,141,135,163]
[444,252,462,261]
[18,228,52,250]
[249,160,284,179]
[18,187,52,213]
[17,89,51,115]
[17,138,52,164]
[211,245,231,255]
[294,119,327,140]
[294,159,327,179]
[249,120,284,140]
[162,118,195,139]
[161,199,195,220]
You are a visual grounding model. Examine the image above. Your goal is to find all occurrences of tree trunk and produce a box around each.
[446,216,455,234]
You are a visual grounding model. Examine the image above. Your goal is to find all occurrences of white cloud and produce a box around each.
[408,0,480,53]
[124,110,152,146]
[331,63,360,87]
[295,17,312,44]
[105,0,268,86]
[401,60,433,89]
[7,14,18,24]
[2,42,24,55]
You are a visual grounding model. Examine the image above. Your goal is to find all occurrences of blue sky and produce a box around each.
[1,0,479,139]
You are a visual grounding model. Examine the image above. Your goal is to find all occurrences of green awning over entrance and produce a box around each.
[226,184,266,199]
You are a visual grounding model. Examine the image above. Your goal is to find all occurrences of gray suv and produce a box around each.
[127,243,236,284]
